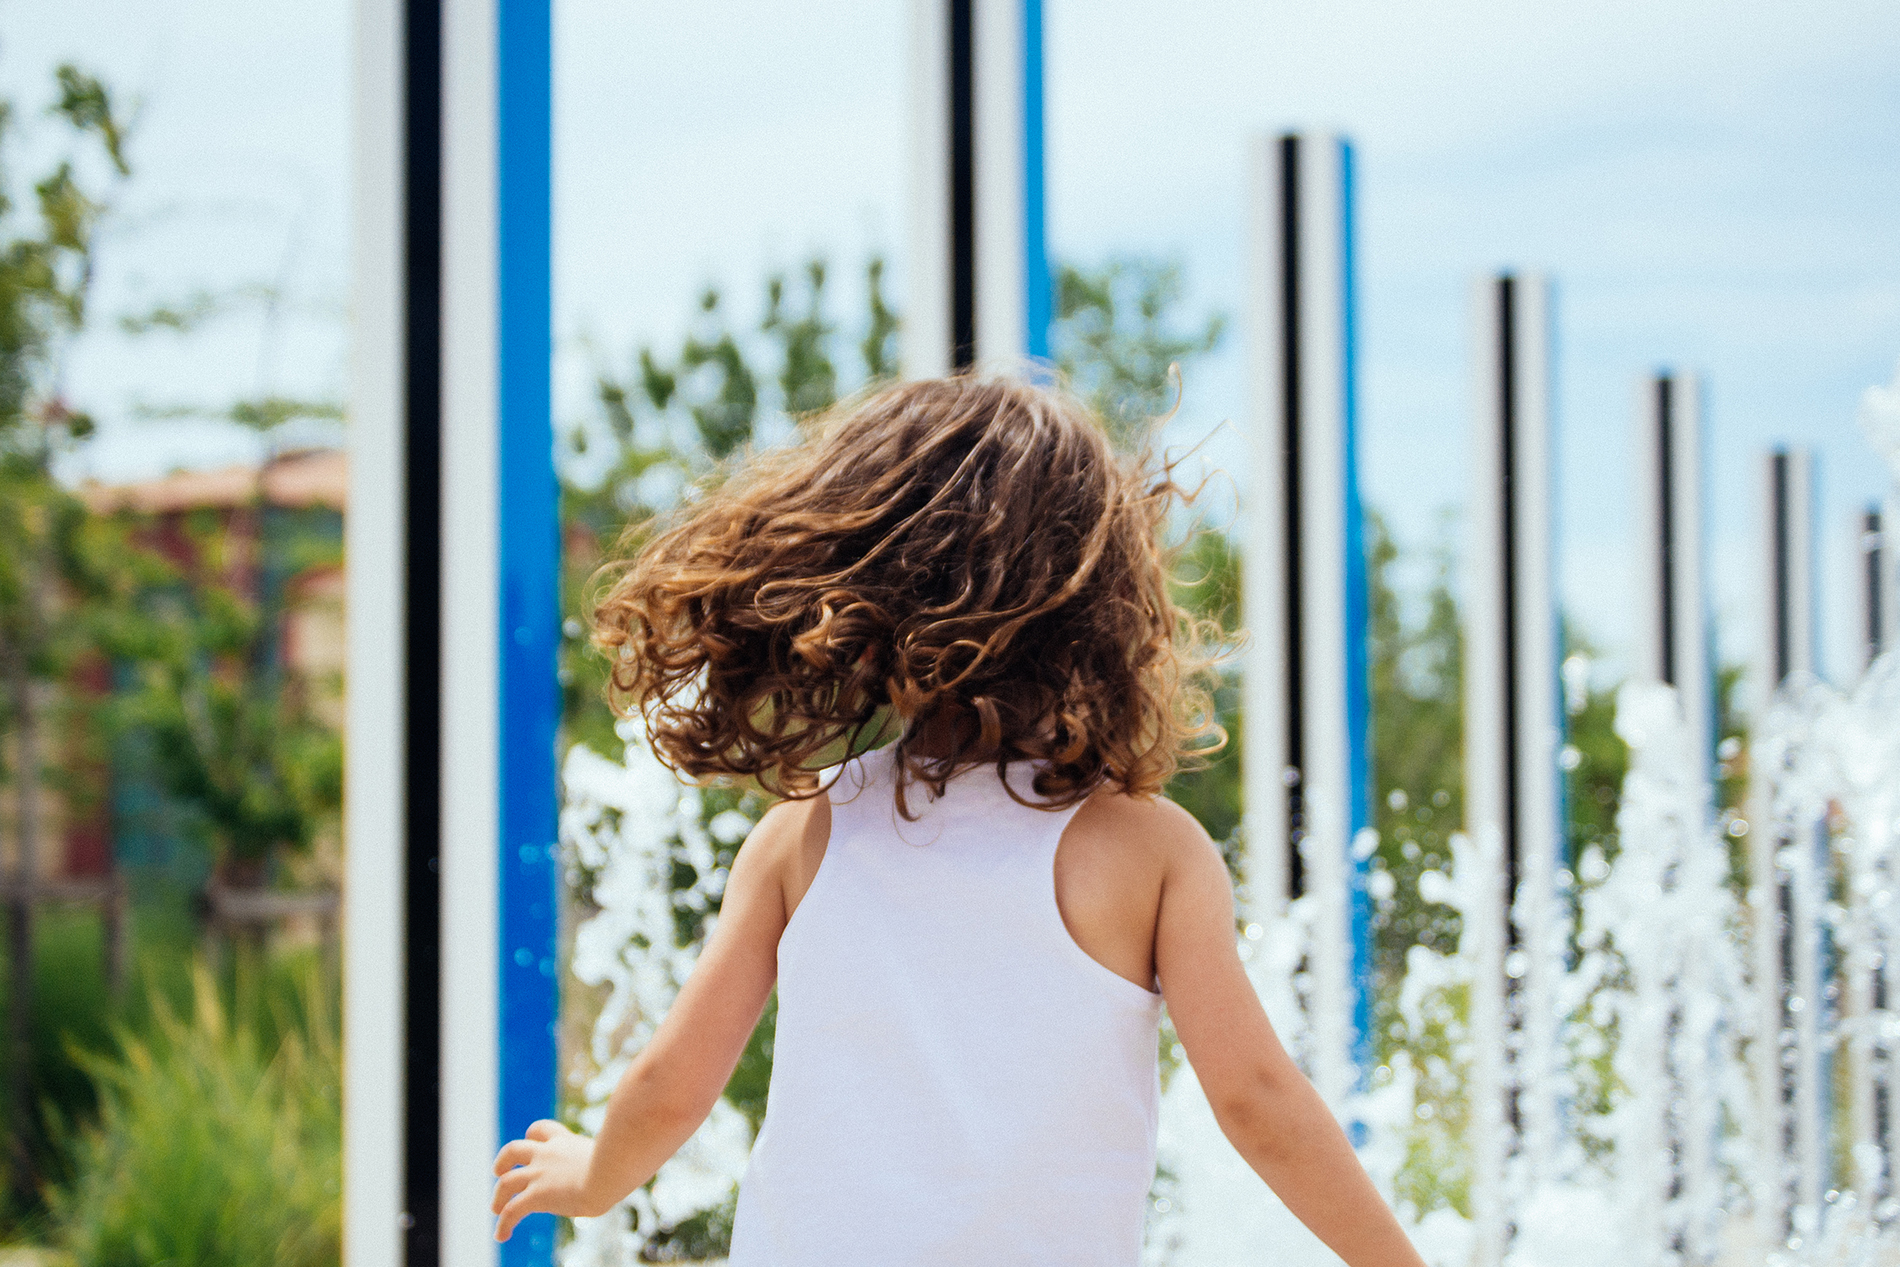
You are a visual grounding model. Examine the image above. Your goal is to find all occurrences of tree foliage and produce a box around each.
[1051,257,1224,446]
[108,505,344,870]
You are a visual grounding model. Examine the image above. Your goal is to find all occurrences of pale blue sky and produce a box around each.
[12,0,1900,694]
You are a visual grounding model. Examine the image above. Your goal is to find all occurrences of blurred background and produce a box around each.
[2,0,1897,1263]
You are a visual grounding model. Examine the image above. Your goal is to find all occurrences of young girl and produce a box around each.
[491,376,1427,1265]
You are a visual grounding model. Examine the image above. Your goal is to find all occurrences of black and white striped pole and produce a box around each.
[1635,371,1713,775]
[1635,367,1727,1250]
[905,0,1050,374]
[1843,499,1896,1204]
[1858,506,1896,672]
[348,0,562,1263]
[1752,446,1820,1241]
[1242,131,1373,1114]
[1463,272,1564,1266]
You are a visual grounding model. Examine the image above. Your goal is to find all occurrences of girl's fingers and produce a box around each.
[525,1118,564,1142]
[493,1139,535,1175]
[489,1168,532,1215]
[494,1192,535,1243]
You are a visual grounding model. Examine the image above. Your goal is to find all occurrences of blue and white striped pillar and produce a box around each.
[905,0,1049,373]
[1242,131,1372,1112]
[1463,272,1563,1266]
[347,0,561,1264]
[1636,371,1713,777]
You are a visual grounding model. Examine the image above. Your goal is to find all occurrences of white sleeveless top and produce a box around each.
[727,745,1165,1265]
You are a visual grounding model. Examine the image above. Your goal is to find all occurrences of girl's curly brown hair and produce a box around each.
[593,374,1222,814]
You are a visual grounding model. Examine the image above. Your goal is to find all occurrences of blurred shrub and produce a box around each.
[47,962,339,1267]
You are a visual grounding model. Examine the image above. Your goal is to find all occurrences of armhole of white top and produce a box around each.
[779,764,844,938]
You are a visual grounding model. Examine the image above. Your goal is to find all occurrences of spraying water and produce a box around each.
[555,648,1900,1265]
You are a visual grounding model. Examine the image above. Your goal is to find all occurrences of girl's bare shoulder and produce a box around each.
[736,794,832,923]
[1066,785,1218,871]
[1058,786,1226,942]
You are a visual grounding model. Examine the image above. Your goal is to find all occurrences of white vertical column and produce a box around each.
[1753,446,1820,1244]
[1633,368,1720,1254]
[1243,131,1371,1109]
[1847,504,1890,1201]
[1859,507,1895,672]
[345,1,406,1263]
[904,0,1043,374]
[1635,371,1712,773]
[1464,272,1562,1267]
[441,0,501,1258]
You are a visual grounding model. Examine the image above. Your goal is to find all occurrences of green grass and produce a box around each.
[46,960,340,1267]
[1,886,335,1245]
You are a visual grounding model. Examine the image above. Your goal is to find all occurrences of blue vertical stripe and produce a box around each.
[1021,0,1050,360]
[497,0,560,1261]
[1338,139,1374,1091]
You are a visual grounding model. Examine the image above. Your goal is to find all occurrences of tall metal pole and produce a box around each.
[905,0,1048,374]
[1243,131,1373,1112]
[1634,367,1722,1253]
[1635,371,1712,773]
[1859,506,1895,672]
[1464,272,1562,1267]
[1845,502,1893,1203]
[1752,446,1820,1244]
[349,1,559,1262]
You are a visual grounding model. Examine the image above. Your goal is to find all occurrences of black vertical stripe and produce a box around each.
[1496,276,1521,943]
[1495,275,1525,1146]
[1772,451,1791,685]
[948,0,976,370]
[402,0,443,1260]
[1656,376,1677,687]
[1278,134,1306,903]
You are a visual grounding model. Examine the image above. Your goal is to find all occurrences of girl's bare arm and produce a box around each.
[1151,802,1428,1267]
[489,796,823,1241]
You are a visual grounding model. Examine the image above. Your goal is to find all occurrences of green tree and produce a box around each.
[1052,257,1224,446]
[560,257,898,759]
[108,503,344,884]
[0,64,134,1204]
[1366,510,1466,984]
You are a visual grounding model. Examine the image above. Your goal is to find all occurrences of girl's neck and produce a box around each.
[902,706,997,761]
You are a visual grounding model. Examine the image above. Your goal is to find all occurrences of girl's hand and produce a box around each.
[490,1120,609,1241]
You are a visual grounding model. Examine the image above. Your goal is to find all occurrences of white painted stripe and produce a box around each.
[1669,373,1711,771]
[1462,275,1511,1267]
[1242,132,1288,926]
[904,0,951,377]
[344,1,406,1263]
[1885,495,1900,663]
[973,0,1025,367]
[442,0,502,1258]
